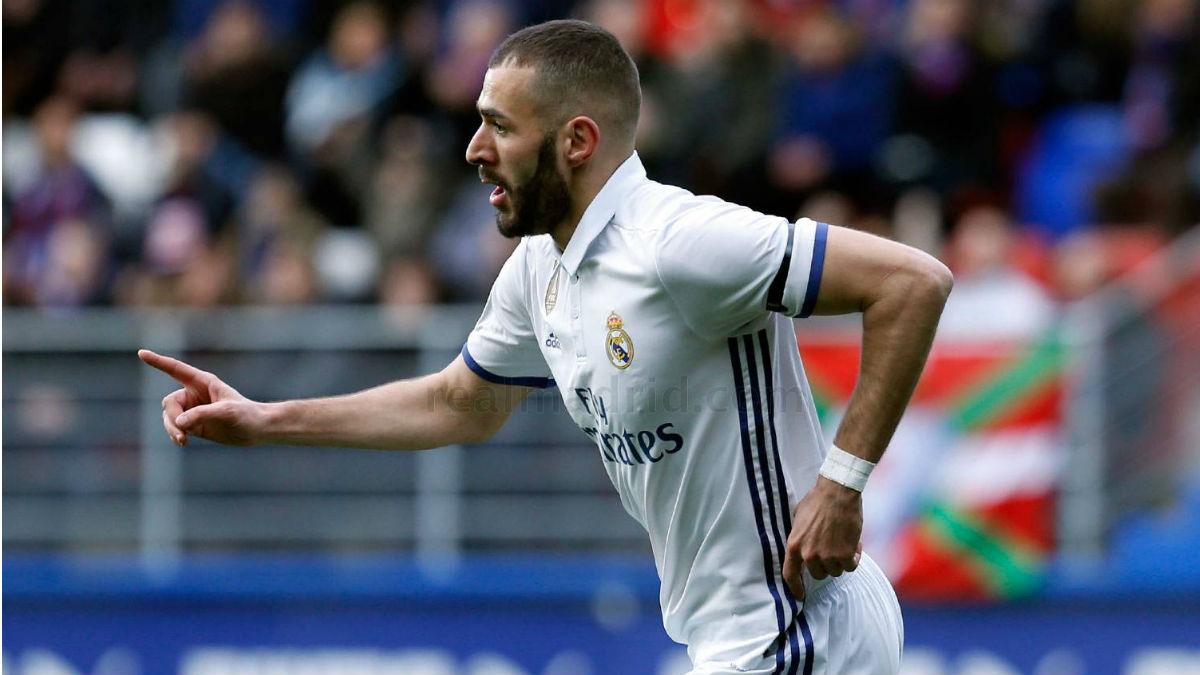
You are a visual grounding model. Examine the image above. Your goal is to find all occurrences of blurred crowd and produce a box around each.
[4,0,1199,331]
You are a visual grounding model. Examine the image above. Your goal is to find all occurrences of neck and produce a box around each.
[548,208,582,253]
[548,152,627,251]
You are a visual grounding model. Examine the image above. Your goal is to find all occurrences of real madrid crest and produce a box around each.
[605,311,634,369]
[544,264,561,315]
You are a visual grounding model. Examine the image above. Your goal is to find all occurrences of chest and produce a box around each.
[531,255,710,448]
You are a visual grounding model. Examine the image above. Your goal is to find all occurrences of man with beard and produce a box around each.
[141,20,952,675]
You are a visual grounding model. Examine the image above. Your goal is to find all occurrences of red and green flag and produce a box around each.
[798,331,1064,600]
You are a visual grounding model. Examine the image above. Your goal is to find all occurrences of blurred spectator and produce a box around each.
[157,111,237,237]
[3,96,113,307]
[174,0,308,44]
[366,115,444,305]
[114,111,237,306]
[798,189,894,239]
[377,3,441,121]
[939,202,1056,338]
[799,190,856,231]
[286,1,401,227]
[1123,0,1197,151]
[1052,228,1113,302]
[56,48,140,114]
[366,115,444,259]
[117,202,234,307]
[183,0,294,159]
[4,0,72,115]
[889,0,1001,191]
[257,238,321,304]
[580,0,647,59]
[285,0,399,158]
[239,164,329,303]
[636,0,778,203]
[974,0,1051,186]
[5,0,164,116]
[380,257,438,306]
[769,8,894,203]
[425,0,515,150]
[1170,10,1200,146]
[892,186,946,257]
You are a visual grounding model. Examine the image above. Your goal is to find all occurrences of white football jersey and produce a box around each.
[465,153,833,672]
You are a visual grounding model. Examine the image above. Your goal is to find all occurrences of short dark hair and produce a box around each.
[489,20,641,145]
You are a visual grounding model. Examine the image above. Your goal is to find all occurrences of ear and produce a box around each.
[562,116,600,168]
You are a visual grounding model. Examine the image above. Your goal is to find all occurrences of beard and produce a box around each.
[490,134,572,239]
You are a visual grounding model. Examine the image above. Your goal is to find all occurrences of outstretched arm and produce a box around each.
[783,225,953,596]
[139,350,532,450]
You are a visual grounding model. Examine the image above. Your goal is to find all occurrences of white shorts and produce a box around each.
[687,553,904,675]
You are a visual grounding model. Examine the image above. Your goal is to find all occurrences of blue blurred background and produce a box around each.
[3,0,1199,673]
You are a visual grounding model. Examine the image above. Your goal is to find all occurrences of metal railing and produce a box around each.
[2,305,650,566]
[1058,226,1200,562]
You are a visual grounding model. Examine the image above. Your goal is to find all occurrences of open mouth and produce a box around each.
[481,170,510,209]
[489,184,508,207]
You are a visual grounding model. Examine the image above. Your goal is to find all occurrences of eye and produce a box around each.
[490,119,507,134]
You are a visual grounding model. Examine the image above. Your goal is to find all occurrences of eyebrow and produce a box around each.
[477,105,511,123]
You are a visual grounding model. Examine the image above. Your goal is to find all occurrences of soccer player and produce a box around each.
[140,20,952,675]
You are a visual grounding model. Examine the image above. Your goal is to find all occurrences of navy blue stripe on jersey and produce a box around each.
[460,345,555,388]
[766,220,796,313]
[756,329,810,675]
[742,332,802,674]
[797,221,829,319]
[729,337,792,675]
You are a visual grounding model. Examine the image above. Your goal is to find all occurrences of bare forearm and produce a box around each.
[259,374,485,450]
[785,227,951,592]
[833,262,952,462]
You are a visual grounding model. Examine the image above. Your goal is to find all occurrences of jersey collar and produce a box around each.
[558,151,646,276]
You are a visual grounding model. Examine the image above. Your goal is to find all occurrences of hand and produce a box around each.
[783,476,863,600]
[138,349,265,447]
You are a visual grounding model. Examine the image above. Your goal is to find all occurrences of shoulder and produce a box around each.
[626,180,783,235]
[612,179,780,250]
[649,190,790,274]
[609,179,701,234]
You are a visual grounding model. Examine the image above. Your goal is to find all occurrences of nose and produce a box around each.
[465,123,494,166]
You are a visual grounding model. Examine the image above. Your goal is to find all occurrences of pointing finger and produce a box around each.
[138,350,207,387]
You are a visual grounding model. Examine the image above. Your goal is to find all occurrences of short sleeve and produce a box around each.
[463,242,555,388]
[654,201,828,338]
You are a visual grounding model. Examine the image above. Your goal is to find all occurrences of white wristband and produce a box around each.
[819,445,876,492]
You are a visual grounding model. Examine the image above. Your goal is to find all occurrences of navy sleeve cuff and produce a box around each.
[461,344,555,389]
[797,221,828,319]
